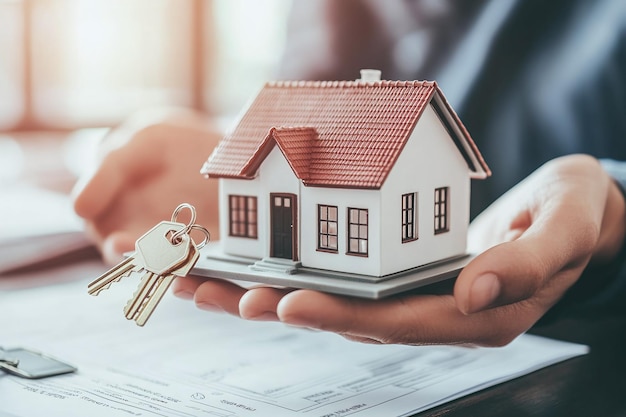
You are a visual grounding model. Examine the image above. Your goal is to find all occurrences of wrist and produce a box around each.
[592,176,626,263]
[595,160,626,264]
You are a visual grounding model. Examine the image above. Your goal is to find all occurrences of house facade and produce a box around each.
[202,71,490,278]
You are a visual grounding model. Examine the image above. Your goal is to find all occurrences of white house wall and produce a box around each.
[219,104,471,278]
[300,186,382,276]
[379,104,470,275]
[219,145,300,259]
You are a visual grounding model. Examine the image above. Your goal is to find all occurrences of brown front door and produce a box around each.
[270,193,297,260]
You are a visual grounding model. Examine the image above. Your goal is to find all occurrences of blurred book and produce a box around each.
[0,186,93,274]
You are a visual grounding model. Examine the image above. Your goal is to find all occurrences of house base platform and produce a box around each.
[191,242,474,299]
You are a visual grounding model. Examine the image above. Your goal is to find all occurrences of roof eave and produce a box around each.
[431,85,492,179]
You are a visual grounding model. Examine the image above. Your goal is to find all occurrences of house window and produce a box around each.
[318,205,338,252]
[347,208,368,256]
[229,195,258,238]
[434,187,449,234]
[402,192,418,242]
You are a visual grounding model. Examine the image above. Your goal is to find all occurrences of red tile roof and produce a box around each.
[201,80,490,189]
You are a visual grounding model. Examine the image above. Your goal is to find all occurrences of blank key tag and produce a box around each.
[0,347,77,379]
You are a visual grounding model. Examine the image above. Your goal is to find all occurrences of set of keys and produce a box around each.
[88,203,209,326]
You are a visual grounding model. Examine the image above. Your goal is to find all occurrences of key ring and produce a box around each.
[171,203,197,227]
[189,224,211,249]
[169,204,209,248]
[170,203,197,244]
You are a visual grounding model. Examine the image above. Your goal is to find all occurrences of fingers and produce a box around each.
[276,290,432,343]
[72,158,122,220]
[458,212,599,314]
[74,112,200,221]
[101,231,136,265]
[173,280,536,346]
[172,277,534,346]
[456,158,610,315]
[73,132,161,220]
[172,275,203,299]
[173,276,248,316]
[455,241,548,314]
[276,290,529,346]
[194,280,248,316]
[239,287,292,321]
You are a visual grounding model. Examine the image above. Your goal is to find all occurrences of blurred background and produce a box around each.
[0,0,291,270]
[0,0,291,189]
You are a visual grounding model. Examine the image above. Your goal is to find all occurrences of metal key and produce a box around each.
[87,221,191,296]
[125,242,201,326]
[87,257,140,296]
[121,222,194,324]
[88,203,209,326]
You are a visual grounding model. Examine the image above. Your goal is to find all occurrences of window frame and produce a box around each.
[228,195,258,239]
[317,204,339,253]
[434,187,450,235]
[347,207,368,257]
[401,192,418,243]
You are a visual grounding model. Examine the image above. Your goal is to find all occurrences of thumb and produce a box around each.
[454,218,593,315]
[456,155,610,315]
[454,241,543,314]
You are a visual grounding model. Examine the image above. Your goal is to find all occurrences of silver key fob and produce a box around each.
[0,347,77,379]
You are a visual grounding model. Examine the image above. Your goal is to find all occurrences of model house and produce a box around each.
[200,70,490,279]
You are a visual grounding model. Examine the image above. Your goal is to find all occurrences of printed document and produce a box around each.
[0,274,588,416]
[0,186,90,273]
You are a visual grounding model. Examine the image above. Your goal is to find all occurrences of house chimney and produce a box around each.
[358,69,382,82]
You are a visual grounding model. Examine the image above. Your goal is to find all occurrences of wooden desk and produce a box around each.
[417,313,626,417]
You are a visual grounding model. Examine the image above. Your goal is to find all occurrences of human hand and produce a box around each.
[73,108,221,264]
[173,154,625,346]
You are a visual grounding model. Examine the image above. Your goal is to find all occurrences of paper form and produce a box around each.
[0,186,91,273]
[0,273,588,417]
